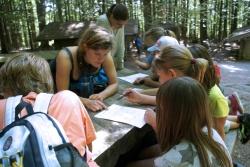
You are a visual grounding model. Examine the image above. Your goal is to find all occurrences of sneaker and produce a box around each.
[238,113,250,144]
[228,92,245,115]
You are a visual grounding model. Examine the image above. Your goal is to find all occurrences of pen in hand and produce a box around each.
[117,91,131,100]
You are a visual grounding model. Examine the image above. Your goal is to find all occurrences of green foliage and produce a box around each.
[1,0,249,51]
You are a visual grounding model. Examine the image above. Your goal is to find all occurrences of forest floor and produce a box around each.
[124,47,250,166]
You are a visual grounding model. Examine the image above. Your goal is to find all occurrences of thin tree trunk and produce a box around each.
[200,0,208,42]
[24,0,34,50]
[223,0,228,38]
[181,0,188,45]
[230,0,238,33]
[0,17,11,53]
[167,0,172,21]
[56,0,63,22]
[218,0,223,41]
[143,0,152,30]
[36,0,49,49]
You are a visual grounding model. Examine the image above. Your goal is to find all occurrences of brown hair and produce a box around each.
[77,25,113,71]
[188,44,217,92]
[107,4,128,21]
[145,27,165,42]
[154,45,208,83]
[156,77,232,167]
[0,53,54,96]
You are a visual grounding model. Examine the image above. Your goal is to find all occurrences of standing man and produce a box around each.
[97,4,129,70]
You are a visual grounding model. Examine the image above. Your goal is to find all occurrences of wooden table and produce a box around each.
[89,68,153,167]
[89,68,238,167]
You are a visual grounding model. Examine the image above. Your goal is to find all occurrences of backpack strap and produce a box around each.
[33,93,53,113]
[5,95,22,126]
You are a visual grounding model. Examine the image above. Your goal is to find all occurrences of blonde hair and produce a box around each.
[0,53,54,96]
[157,77,232,167]
[154,45,208,83]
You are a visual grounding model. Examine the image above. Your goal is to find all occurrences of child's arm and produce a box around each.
[142,77,161,88]
[135,60,151,70]
[144,109,157,132]
[123,88,156,105]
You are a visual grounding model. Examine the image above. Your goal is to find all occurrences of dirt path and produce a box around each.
[216,56,250,166]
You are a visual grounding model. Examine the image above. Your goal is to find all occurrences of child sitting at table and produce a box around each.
[133,28,179,88]
[0,53,98,167]
[188,44,245,133]
[126,77,233,167]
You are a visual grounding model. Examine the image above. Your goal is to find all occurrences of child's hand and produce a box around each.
[84,99,107,112]
[89,93,104,101]
[123,88,143,104]
[133,77,145,85]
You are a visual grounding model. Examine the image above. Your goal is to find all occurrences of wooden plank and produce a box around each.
[225,130,238,155]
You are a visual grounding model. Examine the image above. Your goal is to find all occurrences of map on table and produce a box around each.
[118,73,149,83]
[95,104,146,128]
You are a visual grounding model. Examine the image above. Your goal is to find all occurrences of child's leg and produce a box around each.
[227,115,239,122]
[228,92,244,115]
[224,120,240,133]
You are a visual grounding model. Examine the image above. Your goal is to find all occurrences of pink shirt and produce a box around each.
[0,90,98,166]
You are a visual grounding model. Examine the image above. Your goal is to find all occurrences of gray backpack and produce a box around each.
[0,93,88,167]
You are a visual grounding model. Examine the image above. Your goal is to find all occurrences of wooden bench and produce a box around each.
[225,130,238,155]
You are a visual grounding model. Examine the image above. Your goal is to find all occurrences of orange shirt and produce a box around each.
[0,90,97,166]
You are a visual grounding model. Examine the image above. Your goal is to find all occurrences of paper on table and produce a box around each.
[118,73,148,83]
[95,104,146,128]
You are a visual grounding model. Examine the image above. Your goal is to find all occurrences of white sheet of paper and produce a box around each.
[95,104,146,128]
[118,73,149,83]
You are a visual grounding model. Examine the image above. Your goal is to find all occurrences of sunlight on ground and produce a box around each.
[220,64,248,72]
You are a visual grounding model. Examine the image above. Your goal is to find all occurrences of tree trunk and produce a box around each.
[218,0,223,41]
[181,0,188,45]
[230,0,238,33]
[173,0,178,22]
[23,0,34,50]
[223,0,228,38]
[36,0,49,49]
[56,0,63,22]
[167,0,172,21]
[0,0,12,53]
[143,0,152,30]
[245,1,250,26]
[200,0,208,43]
[0,17,11,53]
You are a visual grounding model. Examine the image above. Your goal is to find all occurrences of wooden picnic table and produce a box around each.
[88,68,238,167]
[89,68,153,167]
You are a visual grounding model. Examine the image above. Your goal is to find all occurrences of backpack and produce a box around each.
[0,93,88,167]
[238,113,250,144]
